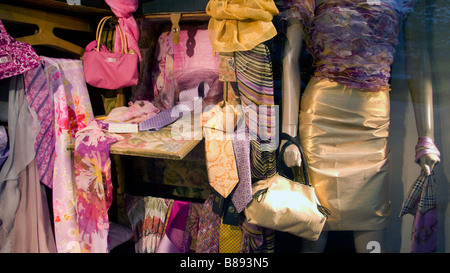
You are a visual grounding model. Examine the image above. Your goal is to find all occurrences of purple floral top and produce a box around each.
[277,0,416,91]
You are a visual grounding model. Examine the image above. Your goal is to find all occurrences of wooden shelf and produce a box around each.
[68,120,203,160]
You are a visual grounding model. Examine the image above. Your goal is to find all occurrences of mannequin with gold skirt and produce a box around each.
[278,0,441,252]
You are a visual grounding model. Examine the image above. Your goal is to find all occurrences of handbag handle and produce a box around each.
[95,16,129,54]
[278,132,310,186]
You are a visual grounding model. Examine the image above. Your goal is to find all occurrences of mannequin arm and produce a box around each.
[404,11,440,175]
[281,18,303,167]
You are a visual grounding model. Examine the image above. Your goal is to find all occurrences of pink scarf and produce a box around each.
[104,0,142,62]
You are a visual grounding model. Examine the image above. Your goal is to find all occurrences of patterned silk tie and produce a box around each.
[231,126,252,213]
[202,102,240,198]
[139,107,183,132]
[195,193,220,253]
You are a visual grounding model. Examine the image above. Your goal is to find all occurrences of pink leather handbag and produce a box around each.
[83,16,138,90]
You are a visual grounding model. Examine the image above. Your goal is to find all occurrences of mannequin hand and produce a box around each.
[280,139,302,167]
[418,153,440,176]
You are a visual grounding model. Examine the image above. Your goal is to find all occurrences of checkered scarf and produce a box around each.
[400,171,437,217]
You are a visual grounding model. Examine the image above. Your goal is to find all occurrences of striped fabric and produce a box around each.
[24,64,55,188]
[234,43,277,180]
[250,135,277,181]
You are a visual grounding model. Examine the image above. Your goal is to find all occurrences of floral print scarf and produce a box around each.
[46,57,94,252]
[74,120,121,252]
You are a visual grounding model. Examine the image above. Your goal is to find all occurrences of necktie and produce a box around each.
[24,65,55,188]
[202,102,239,198]
[195,193,220,253]
[219,218,242,253]
[235,43,277,180]
[139,107,183,132]
[231,126,252,213]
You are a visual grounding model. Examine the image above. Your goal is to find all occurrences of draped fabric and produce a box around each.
[0,75,40,251]
[400,171,438,253]
[156,201,190,253]
[11,158,56,252]
[104,0,142,61]
[24,64,55,188]
[276,0,417,92]
[195,193,221,253]
[181,203,203,253]
[0,20,40,80]
[124,194,172,253]
[206,0,279,53]
[235,43,277,181]
[74,120,121,252]
[298,78,391,230]
[48,57,94,252]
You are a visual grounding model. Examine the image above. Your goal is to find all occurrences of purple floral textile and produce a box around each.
[276,0,416,92]
[0,20,40,80]
[400,171,438,253]
[48,57,94,252]
[74,120,121,252]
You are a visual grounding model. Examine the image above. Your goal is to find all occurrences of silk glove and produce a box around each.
[280,139,302,167]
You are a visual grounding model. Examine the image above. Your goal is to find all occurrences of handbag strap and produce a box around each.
[95,16,128,54]
[278,132,310,186]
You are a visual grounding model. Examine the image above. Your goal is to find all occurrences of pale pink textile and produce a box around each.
[47,57,94,253]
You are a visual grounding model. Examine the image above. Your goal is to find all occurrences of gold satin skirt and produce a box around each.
[298,78,391,231]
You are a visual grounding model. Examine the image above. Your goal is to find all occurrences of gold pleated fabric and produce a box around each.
[298,78,391,231]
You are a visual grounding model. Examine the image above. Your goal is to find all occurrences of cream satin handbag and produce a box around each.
[244,133,330,241]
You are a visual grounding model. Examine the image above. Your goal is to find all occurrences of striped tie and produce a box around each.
[235,43,277,180]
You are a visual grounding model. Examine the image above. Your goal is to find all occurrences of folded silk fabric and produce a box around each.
[206,0,279,52]
[103,100,160,124]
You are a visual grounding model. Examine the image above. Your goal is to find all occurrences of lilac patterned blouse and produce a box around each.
[277,0,416,92]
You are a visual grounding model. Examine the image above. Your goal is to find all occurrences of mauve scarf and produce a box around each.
[104,0,142,62]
